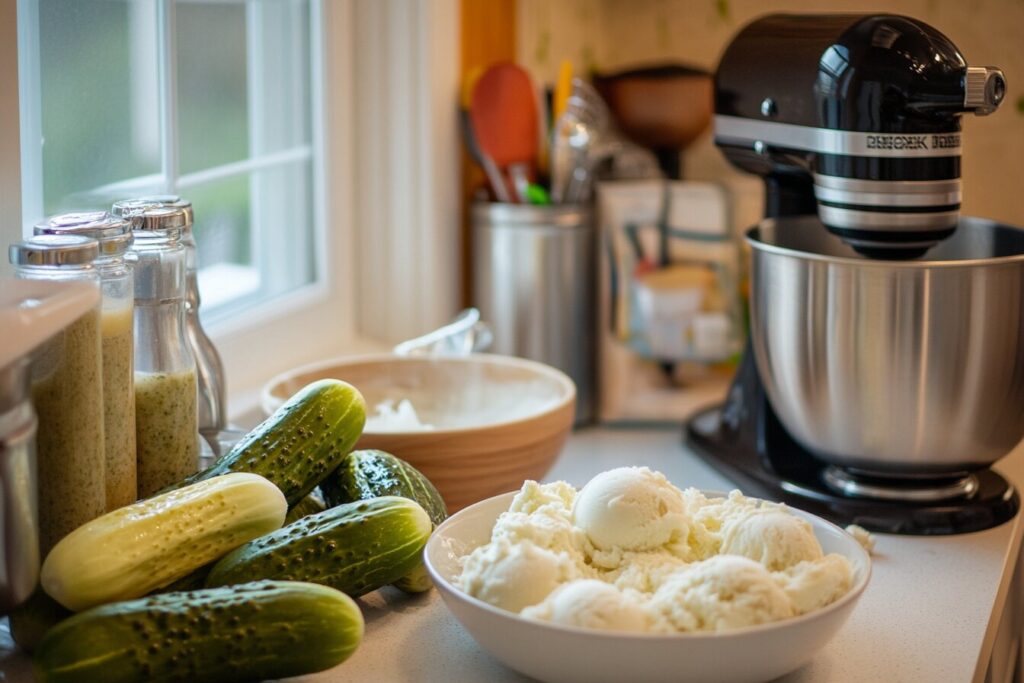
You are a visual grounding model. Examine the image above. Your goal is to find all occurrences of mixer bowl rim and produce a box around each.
[746,217,1024,269]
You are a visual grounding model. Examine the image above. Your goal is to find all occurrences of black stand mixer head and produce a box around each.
[684,14,1019,534]
[714,14,1004,258]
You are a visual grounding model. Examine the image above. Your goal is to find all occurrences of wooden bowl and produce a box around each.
[592,64,713,152]
[262,354,576,511]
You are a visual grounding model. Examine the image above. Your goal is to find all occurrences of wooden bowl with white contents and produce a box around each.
[262,354,576,511]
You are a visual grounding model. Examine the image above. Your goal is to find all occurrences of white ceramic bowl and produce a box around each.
[424,491,871,683]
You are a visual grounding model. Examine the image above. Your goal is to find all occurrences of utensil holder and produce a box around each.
[471,202,594,424]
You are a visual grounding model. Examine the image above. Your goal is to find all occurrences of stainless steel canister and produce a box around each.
[748,216,1024,475]
[472,203,594,423]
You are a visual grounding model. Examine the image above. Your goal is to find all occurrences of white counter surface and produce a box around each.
[4,427,1023,683]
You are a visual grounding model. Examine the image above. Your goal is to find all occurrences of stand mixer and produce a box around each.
[685,14,1024,534]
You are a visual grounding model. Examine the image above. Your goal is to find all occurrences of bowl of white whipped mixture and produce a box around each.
[424,466,872,683]
[262,353,576,511]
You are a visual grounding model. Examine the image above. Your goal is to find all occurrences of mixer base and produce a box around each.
[685,406,1020,535]
[822,466,980,502]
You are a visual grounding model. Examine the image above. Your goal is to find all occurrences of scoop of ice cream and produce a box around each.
[493,510,581,552]
[845,524,876,554]
[510,480,577,516]
[459,539,573,612]
[523,579,650,633]
[573,467,688,552]
[492,483,590,566]
[609,551,689,592]
[774,554,854,615]
[720,508,823,571]
[650,555,794,632]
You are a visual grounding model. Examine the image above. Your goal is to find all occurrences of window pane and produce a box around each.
[250,0,312,154]
[187,174,252,272]
[187,159,314,318]
[249,159,315,294]
[176,2,249,174]
[38,0,160,214]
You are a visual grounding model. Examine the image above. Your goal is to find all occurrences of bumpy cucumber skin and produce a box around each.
[322,450,448,526]
[285,489,327,525]
[206,496,432,598]
[321,450,447,593]
[170,380,366,506]
[9,588,72,653]
[34,581,363,683]
[43,472,287,611]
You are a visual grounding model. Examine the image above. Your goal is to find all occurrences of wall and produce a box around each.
[517,0,1024,227]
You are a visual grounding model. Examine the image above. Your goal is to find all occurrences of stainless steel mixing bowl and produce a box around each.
[749,216,1024,475]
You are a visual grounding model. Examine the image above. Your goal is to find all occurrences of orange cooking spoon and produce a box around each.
[470,63,539,202]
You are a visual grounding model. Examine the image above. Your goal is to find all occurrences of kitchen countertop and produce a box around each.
[4,426,1023,682]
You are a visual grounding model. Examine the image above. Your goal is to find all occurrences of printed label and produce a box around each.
[865,133,961,151]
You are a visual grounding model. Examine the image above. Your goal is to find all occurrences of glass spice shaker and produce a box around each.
[34,212,137,511]
[128,206,200,497]
[9,235,106,555]
[112,196,233,458]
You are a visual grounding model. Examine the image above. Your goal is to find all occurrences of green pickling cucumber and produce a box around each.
[205,496,432,598]
[168,380,366,506]
[285,489,327,525]
[34,581,363,683]
[321,450,447,593]
[321,450,447,525]
[9,588,72,653]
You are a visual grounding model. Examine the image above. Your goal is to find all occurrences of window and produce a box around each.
[18,0,317,320]
[5,0,461,409]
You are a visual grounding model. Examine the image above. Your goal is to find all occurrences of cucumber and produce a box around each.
[156,564,212,595]
[42,472,287,611]
[9,588,72,653]
[321,450,447,593]
[393,563,434,594]
[34,581,363,683]
[285,489,327,525]
[206,496,432,598]
[321,450,448,525]
[169,380,366,506]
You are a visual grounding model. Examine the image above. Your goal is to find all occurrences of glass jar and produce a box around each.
[128,207,200,497]
[9,235,106,554]
[112,196,229,454]
[34,212,137,510]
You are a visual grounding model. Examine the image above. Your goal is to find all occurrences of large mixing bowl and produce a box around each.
[262,354,576,511]
[749,216,1024,475]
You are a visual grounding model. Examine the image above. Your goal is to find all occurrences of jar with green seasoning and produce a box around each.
[34,212,137,511]
[9,234,106,554]
[128,206,200,498]
[112,196,235,460]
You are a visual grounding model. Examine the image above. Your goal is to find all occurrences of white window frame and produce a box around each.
[1,0,461,421]
[17,0,319,315]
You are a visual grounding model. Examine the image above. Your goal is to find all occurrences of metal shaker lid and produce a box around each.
[124,206,189,237]
[9,234,100,267]
[33,211,132,257]
[112,196,193,228]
